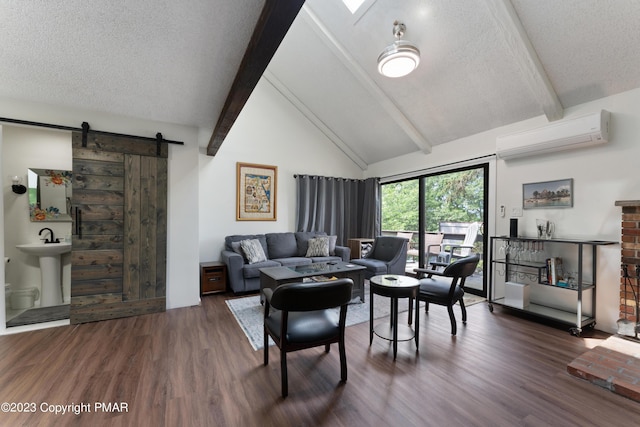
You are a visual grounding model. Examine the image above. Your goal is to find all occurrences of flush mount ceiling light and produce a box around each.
[377,21,420,78]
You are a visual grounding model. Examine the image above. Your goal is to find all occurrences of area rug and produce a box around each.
[6,304,69,327]
[464,294,486,307]
[226,285,402,351]
[226,286,485,351]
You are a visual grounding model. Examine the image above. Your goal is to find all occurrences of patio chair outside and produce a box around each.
[406,233,445,264]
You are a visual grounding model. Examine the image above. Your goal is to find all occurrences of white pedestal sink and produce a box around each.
[16,242,71,307]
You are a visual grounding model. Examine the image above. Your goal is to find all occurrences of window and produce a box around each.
[381,164,488,296]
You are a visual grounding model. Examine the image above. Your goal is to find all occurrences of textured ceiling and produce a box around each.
[1,1,640,169]
[267,0,640,167]
[0,0,265,127]
[512,0,640,107]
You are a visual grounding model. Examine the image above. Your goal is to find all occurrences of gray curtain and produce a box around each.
[295,175,380,246]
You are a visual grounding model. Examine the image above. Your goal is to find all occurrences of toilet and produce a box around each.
[10,287,40,310]
[4,283,11,312]
[4,257,10,311]
[4,257,42,311]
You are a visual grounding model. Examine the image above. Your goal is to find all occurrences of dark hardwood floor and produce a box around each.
[0,292,639,426]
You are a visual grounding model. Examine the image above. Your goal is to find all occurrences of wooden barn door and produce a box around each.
[70,131,168,324]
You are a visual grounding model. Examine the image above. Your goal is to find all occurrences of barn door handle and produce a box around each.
[75,207,82,239]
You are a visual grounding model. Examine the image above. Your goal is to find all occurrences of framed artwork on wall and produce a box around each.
[236,162,277,221]
[523,178,573,209]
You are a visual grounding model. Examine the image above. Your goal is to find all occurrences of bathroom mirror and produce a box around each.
[28,168,72,222]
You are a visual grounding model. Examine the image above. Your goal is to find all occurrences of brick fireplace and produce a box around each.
[616,200,640,332]
[565,201,640,402]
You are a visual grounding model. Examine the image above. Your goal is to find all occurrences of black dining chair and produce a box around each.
[410,255,480,335]
[263,278,354,398]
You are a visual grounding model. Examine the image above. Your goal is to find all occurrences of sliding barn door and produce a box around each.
[70,132,168,324]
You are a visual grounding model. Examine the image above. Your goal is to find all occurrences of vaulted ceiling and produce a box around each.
[2,1,640,170]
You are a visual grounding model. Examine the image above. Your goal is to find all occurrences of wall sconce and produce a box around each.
[11,176,26,195]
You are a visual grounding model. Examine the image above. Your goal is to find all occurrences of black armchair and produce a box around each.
[351,236,409,279]
[410,255,480,335]
[263,278,354,398]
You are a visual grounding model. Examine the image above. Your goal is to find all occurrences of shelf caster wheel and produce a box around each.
[569,327,581,337]
[488,303,494,313]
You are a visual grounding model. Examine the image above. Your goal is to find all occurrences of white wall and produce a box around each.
[367,87,640,333]
[198,78,363,263]
[0,98,201,335]
[2,126,73,306]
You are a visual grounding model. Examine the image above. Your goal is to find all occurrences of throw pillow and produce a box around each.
[328,235,338,255]
[230,241,243,255]
[240,239,267,264]
[306,236,330,257]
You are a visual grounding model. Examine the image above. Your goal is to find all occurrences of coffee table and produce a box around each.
[259,261,366,303]
[369,274,420,359]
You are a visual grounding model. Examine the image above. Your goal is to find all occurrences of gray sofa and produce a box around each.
[221,232,351,294]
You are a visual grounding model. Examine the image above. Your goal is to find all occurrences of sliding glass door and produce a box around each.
[381,164,488,296]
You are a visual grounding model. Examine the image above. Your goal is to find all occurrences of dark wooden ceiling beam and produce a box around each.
[206,0,306,156]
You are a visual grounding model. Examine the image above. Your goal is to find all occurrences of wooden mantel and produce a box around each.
[615,200,640,207]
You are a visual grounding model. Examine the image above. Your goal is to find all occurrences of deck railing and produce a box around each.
[381,226,483,274]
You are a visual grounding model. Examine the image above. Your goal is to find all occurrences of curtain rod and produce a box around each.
[381,154,495,182]
[0,116,185,145]
[293,174,377,182]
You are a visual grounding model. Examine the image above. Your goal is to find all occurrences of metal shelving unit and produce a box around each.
[488,236,616,335]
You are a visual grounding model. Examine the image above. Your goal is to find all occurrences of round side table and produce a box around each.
[369,274,420,359]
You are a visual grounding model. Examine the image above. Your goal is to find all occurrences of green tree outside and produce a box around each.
[381,169,484,233]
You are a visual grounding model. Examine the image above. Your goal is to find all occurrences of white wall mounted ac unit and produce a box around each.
[496,110,610,160]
